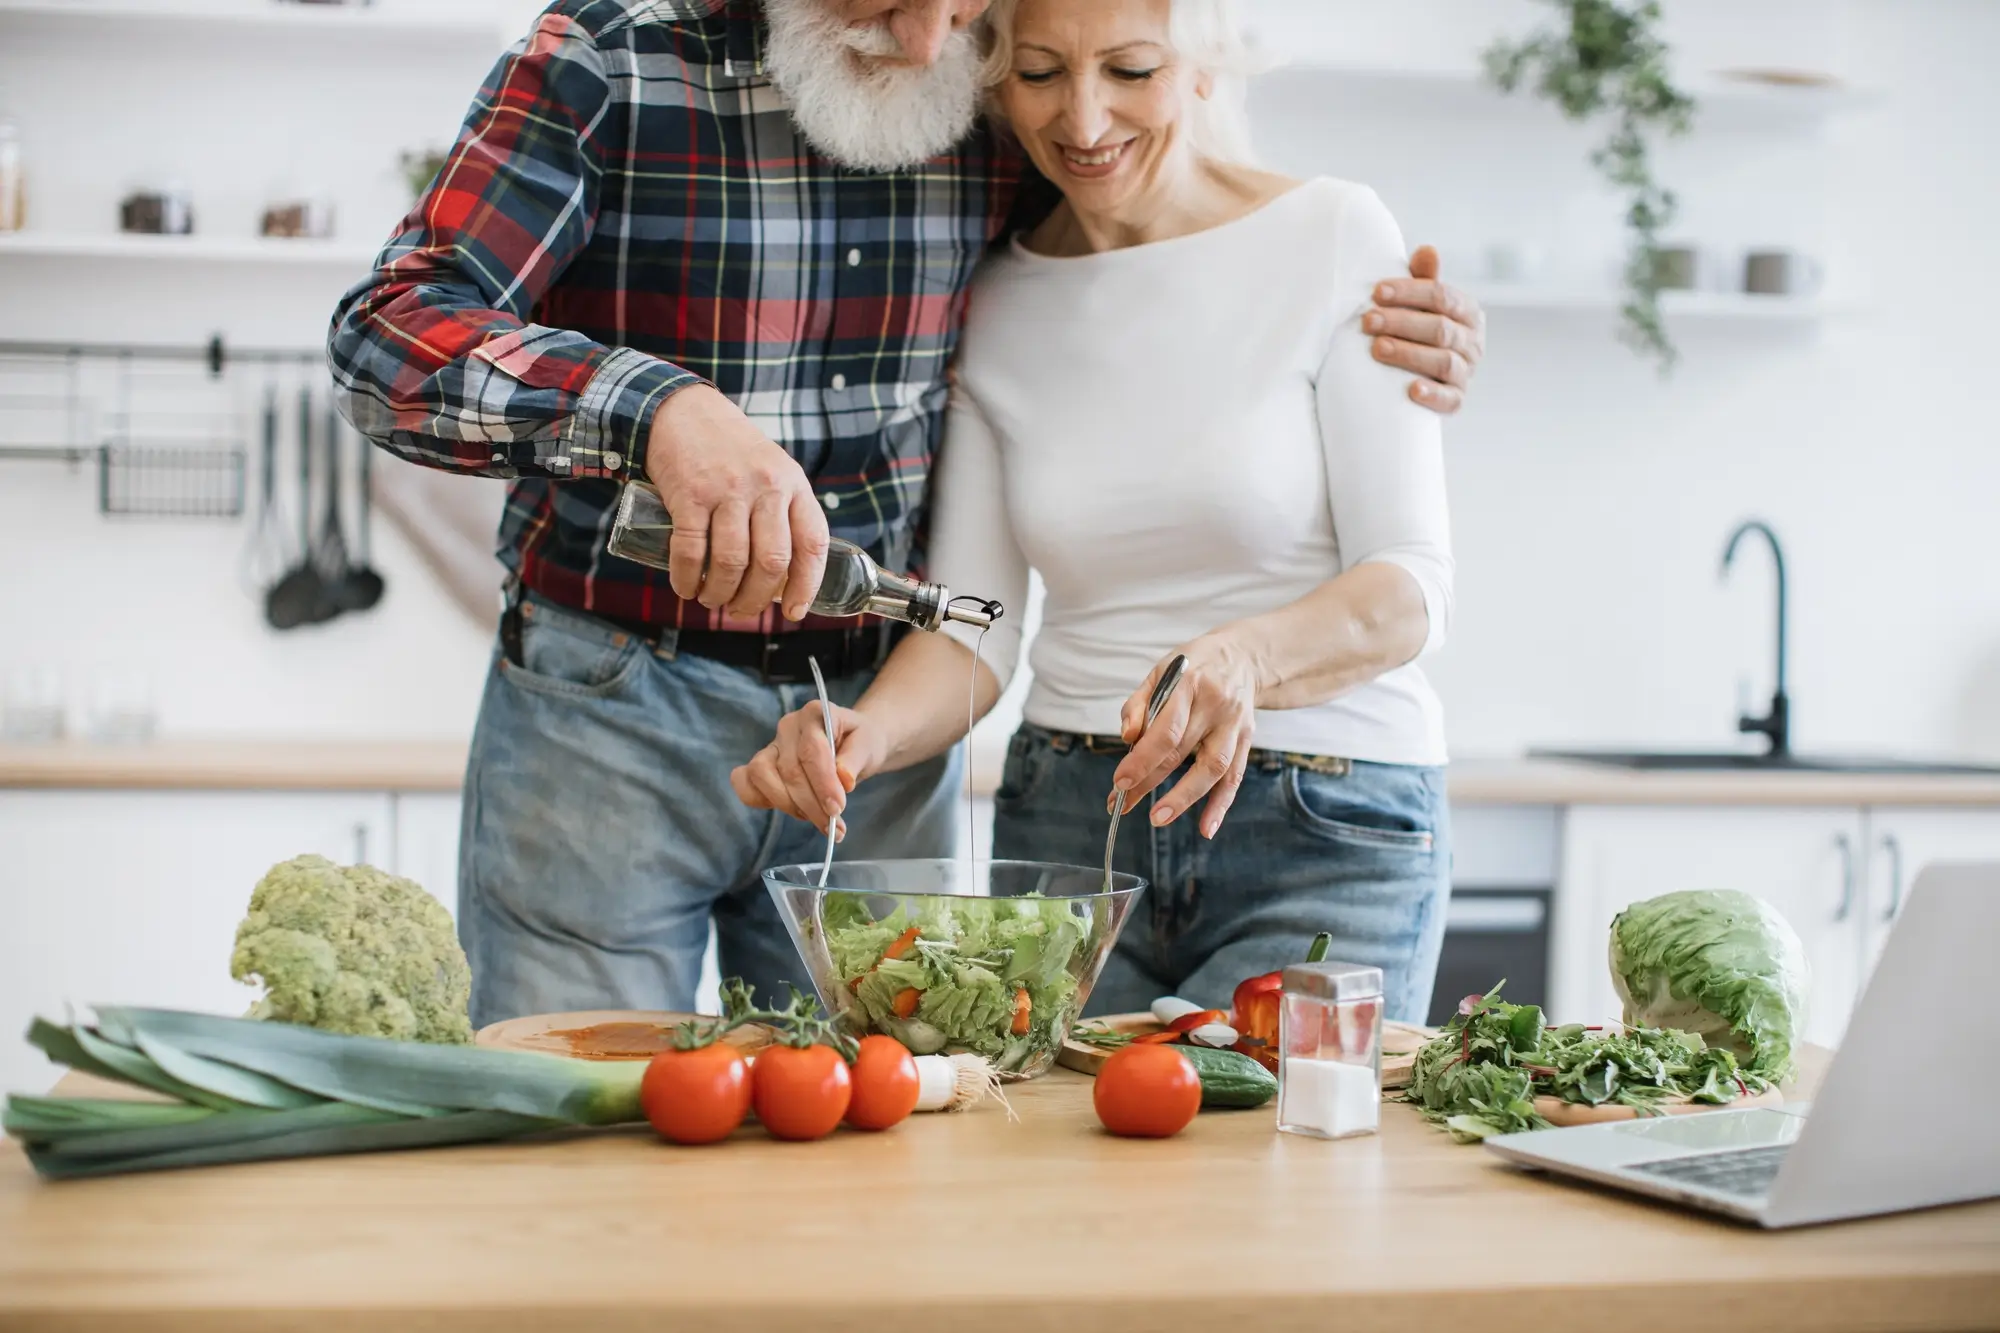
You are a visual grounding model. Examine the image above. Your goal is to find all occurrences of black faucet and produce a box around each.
[1721,519,1790,758]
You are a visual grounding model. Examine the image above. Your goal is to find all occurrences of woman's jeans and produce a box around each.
[456,593,960,1029]
[991,725,1451,1025]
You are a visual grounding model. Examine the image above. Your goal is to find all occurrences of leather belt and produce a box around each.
[1041,728,1354,776]
[598,611,898,685]
[501,596,898,686]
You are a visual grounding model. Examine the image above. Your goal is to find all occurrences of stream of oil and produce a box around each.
[964,625,988,893]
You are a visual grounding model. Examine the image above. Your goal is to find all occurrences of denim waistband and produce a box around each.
[1023,723,1354,777]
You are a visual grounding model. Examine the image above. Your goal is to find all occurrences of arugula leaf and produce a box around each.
[1401,981,1771,1141]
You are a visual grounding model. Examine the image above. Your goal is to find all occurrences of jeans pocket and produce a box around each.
[1284,764,1437,852]
[993,728,1051,808]
[500,599,644,700]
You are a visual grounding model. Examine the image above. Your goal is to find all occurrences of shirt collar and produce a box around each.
[723,0,766,81]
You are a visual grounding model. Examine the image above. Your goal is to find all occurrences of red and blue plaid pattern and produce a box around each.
[328,0,1026,632]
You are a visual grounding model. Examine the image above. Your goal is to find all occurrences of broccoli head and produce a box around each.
[231,854,473,1045]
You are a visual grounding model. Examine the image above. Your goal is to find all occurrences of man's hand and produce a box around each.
[732,700,889,834]
[1366,245,1486,416]
[644,385,830,619]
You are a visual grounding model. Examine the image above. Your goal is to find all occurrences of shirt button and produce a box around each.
[830,373,847,391]
[823,492,842,510]
[847,248,862,267]
[603,451,623,471]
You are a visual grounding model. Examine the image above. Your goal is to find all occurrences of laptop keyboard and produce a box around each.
[1629,1145,1790,1199]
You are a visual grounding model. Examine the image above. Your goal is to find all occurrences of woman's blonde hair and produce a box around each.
[978,0,1259,165]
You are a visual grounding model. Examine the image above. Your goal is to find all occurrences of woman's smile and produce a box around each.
[1057,140,1136,177]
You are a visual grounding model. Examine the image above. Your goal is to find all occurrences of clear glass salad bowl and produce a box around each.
[765,859,1146,1081]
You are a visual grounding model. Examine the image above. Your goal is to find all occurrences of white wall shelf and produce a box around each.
[1475,286,1851,322]
[0,0,502,42]
[0,232,381,266]
[1252,59,1876,132]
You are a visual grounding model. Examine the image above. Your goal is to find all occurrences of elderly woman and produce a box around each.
[733,0,1453,1023]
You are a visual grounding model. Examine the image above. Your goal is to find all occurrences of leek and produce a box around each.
[8,1007,645,1180]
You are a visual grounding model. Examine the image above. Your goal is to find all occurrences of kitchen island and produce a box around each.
[3,1059,1996,1333]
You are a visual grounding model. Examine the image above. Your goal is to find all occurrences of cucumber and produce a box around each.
[1177,1045,1277,1109]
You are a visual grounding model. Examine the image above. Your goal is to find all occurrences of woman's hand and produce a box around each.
[731,701,889,834]
[1110,633,1263,839]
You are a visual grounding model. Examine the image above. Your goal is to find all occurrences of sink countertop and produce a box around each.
[6,741,2000,807]
[966,748,2000,808]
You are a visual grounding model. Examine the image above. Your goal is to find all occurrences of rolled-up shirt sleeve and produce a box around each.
[326,10,703,485]
[929,385,1031,692]
[1313,186,1455,658]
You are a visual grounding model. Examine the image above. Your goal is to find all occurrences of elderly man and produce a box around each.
[328,0,1487,1028]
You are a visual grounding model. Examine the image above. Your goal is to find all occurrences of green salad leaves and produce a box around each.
[823,892,1088,1074]
[1404,983,1772,1142]
[1609,889,1810,1080]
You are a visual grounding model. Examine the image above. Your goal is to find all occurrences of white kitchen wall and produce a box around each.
[2,0,1995,762]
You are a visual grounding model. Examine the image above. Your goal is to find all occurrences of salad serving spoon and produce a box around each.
[1103,654,1188,890]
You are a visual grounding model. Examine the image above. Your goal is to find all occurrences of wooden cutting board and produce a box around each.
[1535,1084,1784,1126]
[475,1010,777,1062]
[1057,1013,1437,1091]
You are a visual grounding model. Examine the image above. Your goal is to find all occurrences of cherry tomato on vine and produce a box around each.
[844,1035,921,1132]
[640,1043,751,1145]
[752,1043,852,1141]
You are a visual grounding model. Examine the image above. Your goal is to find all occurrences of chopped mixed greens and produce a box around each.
[823,892,1091,1075]
[1403,982,1773,1143]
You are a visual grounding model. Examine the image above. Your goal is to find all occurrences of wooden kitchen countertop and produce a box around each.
[6,741,2000,807]
[0,739,470,792]
[2,1057,1995,1333]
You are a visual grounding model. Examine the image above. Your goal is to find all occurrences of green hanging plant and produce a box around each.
[1485,0,1695,370]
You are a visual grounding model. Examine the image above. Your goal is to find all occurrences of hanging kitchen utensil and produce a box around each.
[1102,654,1187,890]
[807,655,840,888]
[240,384,287,594]
[310,389,356,618]
[339,410,386,611]
[264,384,331,630]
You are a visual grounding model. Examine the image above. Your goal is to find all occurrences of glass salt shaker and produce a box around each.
[1276,960,1383,1140]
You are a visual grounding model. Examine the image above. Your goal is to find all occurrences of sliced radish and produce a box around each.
[1186,1023,1240,1048]
[1150,996,1203,1025]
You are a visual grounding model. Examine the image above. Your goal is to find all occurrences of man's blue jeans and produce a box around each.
[457,594,960,1028]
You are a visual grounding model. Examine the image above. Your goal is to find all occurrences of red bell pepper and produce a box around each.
[1229,932,1331,1071]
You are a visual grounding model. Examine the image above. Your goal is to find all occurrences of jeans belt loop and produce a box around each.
[1048,731,1074,756]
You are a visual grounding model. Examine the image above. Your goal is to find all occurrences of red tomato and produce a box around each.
[640,1043,751,1146]
[1093,1044,1202,1139]
[752,1043,853,1141]
[845,1035,921,1132]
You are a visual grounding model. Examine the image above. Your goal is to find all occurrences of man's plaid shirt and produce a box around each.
[328,0,1027,632]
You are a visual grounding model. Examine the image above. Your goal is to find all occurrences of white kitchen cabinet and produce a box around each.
[391,792,464,918]
[0,790,392,1096]
[1556,806,1865,1047]
[1858,807,2000,976]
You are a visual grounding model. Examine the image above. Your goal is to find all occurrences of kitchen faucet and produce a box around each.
[1721,518,1789,758]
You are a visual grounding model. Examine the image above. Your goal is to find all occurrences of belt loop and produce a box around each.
[653,626,680,661]
[1048,731,1074,755]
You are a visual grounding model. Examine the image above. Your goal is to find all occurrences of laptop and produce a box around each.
[1483,862,2000,1227]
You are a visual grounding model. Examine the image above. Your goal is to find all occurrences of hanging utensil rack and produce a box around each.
[0,336,322,518]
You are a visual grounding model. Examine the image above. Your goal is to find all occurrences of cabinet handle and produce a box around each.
[1832,832,1855,923]
[353,823,369,867]
[1877,832,1904,923]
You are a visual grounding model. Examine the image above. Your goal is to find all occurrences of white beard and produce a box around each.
[760,0,984,172]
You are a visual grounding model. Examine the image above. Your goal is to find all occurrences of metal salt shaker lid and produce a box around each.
[1281,960,1383,1002]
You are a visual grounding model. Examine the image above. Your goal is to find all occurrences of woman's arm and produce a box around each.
[1112,185,1453,835]
[731,386,1032,829]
